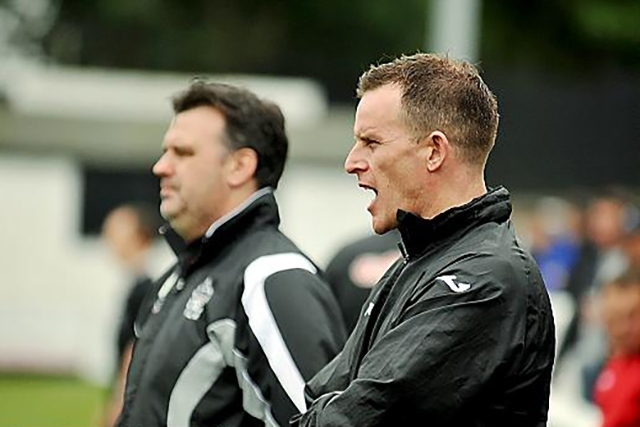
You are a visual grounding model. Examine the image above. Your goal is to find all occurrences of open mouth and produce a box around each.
[359,183,378,206]
[358,183,377,195]
[358,182,378,194]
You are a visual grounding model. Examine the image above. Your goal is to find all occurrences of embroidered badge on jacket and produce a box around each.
[184,277,214,320]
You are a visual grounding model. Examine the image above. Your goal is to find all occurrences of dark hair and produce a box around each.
[102,202,162,243]
[172,79,288,189]
[357,52,499,166]
[129,202,163,242]
[608,266,640,290]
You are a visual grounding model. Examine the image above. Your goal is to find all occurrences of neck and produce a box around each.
[180,183,261,243]
[421,169,487,219]
[223,184,261,215]
[204,186,271,239]
[125,248,150,275]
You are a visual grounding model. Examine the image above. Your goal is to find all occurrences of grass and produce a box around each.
[0,373,108,427]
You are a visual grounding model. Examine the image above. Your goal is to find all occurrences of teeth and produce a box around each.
[359,184,377,203]
[358,184,376,194]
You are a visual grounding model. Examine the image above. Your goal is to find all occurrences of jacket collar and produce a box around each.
[164,187,280,275]
[396,186,512,260]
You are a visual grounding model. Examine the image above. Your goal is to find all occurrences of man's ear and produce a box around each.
[226,148,258,187]
[423,131,449,172]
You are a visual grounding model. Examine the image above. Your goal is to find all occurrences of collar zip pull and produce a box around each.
[398,241,409,263]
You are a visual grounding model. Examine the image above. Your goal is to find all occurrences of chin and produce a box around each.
[168,220,190,241]
[160,203,178,219]
[371,215,399,235]
[371,220,390,235]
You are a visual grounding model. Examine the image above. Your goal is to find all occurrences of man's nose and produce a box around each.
[344,145,365,174]
[152,153,171,177]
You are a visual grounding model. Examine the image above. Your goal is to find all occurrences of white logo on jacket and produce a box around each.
[364,301,375,317]
[435,275,471,293]
[184,277,214,320]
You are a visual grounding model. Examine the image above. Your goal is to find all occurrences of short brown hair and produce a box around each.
[607,266,640,290]
[357,53,499,166]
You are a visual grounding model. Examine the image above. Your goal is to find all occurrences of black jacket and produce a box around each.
[116,275,154,369]
[292,187,555,427]
[117,189,347,427]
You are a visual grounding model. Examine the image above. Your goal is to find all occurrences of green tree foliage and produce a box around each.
[42,0,427,102]
[39,0,640,101]
[482,0,640,73]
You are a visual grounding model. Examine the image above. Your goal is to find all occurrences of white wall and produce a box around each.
[0,153,373,385]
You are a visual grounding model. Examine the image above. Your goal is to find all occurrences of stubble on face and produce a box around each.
[353,84,423,235]
[154,107,232,242]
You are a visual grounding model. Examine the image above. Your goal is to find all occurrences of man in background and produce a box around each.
[100,202,161,427]
[324,230,400,333]
[593,266,640,427]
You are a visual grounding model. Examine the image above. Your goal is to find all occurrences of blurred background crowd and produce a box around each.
[0,0,638,426]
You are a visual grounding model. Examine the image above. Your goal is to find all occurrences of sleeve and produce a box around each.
[241,253,348,427]
[264,269,348,379]
[292,264,525,426]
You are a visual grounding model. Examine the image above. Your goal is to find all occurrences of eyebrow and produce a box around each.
[355,132,380,143]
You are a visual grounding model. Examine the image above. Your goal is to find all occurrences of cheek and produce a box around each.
[182,158,214,189]
[376,168,414,209]
[375,158,404,189]
[196,168,226,201]
[390,168,423,202]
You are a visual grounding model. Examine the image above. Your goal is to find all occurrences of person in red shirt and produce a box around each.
[594,266,640,427]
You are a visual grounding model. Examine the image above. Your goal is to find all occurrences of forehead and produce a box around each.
[164,106,227,145]
[604,284,640,307]
[103,209,135,231]
[354,84,405,136]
